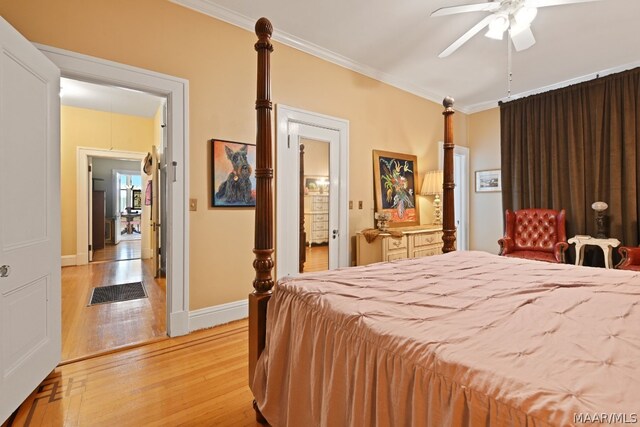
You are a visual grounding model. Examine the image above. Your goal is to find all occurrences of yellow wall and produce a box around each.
[0,0,468,310]
[467,108,502,253]
[60,106,155,256]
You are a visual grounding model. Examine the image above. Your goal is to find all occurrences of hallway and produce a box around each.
[61,259,166,362]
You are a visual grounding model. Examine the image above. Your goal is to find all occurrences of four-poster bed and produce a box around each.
[248,18,640,427]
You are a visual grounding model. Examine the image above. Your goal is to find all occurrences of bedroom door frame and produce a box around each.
[37,44,190,337]
[276,105,349,279]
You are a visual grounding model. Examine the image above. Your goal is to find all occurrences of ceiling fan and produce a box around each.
[432,0,604,58]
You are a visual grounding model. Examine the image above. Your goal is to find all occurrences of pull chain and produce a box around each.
[507,36,513,98]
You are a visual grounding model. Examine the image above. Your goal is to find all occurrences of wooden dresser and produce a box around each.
[356,225,443,266]
[304,194,329,245]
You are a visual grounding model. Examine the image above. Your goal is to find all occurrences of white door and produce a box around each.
[88,157,94,261]
[276,112,349,279]
[151,146,161,277]
[295,124,340,270]
[0,17,61,423]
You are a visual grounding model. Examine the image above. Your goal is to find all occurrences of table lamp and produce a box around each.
[421,170,443,225]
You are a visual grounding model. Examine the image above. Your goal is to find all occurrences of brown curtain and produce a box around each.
[501,68,640,248]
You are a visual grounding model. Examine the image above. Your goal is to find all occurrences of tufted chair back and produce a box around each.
[499,209,569,263]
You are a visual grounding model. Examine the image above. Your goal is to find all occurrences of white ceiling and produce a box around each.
[172,0,640,113]
[60,78,164,118]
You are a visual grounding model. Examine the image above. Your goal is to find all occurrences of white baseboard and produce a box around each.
[61,255,77,267]
[189,299,248,332]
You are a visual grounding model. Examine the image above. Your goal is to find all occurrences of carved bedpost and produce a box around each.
[249,17,273,424]
[300,144,306,273]
[442,97,456,253]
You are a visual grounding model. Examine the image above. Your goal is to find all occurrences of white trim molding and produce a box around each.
[39,44,191,337]
[189,300,248,331]
[61,255,77,267]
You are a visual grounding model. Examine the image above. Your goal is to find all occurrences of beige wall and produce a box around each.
[467,108,502,253]
[60,105,155,256]
[0,0,468,310]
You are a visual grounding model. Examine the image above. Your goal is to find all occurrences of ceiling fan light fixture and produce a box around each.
[486,14,509,40]
[514,6,538,26]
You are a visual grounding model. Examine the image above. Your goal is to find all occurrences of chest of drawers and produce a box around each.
[355,226,443,265]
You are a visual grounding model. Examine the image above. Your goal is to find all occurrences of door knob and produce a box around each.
[0,265,10,278]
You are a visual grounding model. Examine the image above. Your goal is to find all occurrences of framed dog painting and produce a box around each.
[211,139,256,207]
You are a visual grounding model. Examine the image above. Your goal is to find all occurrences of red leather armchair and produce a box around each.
[616,247,640,271]
[498,209,569,263]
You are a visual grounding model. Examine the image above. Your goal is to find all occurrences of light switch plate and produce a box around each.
[189,198,197,211]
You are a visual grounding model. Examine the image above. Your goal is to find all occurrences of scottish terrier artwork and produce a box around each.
[212,140,256,207]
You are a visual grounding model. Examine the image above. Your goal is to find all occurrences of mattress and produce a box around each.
[252,251,640,426]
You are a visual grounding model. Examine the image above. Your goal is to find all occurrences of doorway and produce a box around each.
[61,77,168,361]
[276,105,349,279]
[91,161,144,263]
[39,44,190,338]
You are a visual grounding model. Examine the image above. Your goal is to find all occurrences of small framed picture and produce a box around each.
[475,169,502,192]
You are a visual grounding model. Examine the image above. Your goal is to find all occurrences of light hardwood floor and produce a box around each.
[92,240,141,263]
[61,259,166,362]
[303,244,328,272]
[5,320,259,427]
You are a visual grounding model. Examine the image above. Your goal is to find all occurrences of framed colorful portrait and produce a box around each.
[373,150,420,227]
[211,139,256,207]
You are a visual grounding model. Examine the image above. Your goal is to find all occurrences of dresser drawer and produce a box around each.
[313,213,328,222]
[412,247,442,258]
[413,231,443,247]
[311,230,329,241]
[386,250,408,262]
[313,201,328,211]
[312,221,328,231]
[384,236,407,251]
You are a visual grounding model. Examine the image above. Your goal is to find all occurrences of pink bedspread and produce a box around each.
[252,251,640,426]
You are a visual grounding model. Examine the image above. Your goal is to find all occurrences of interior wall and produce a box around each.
[0,0,468,310]
[467,107,502,253]
[60,105,154,257]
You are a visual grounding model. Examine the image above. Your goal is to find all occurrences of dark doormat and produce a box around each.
[89,281,147,306]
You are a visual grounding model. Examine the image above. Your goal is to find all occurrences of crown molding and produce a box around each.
[170,0,465,112]
[464,60,640,114]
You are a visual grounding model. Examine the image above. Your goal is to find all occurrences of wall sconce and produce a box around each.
[421,170,443,225]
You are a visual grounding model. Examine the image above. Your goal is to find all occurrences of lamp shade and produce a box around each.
[421,170,443,196]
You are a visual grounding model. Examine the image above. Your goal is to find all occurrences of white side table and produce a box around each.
[568,235,621,269]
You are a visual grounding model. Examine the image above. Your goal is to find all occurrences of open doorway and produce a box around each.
[91,160,144,263]
[60,77,168,361]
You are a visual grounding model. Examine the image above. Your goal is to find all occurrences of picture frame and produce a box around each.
[304,175,329,194]
[475,169,502,192]
[373,150,420,227]
[132,189,142,209]
[211,139,256,207]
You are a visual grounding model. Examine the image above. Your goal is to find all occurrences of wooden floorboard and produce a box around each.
[92,240,141,263]
[303,244,328,272]
[61,259,166,362]
[6,320,260,427]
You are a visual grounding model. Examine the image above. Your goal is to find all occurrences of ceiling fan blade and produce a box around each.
[530,0,603,7]
[431,1,500,17]
[439,15,496,58]
[510,26,536,51]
